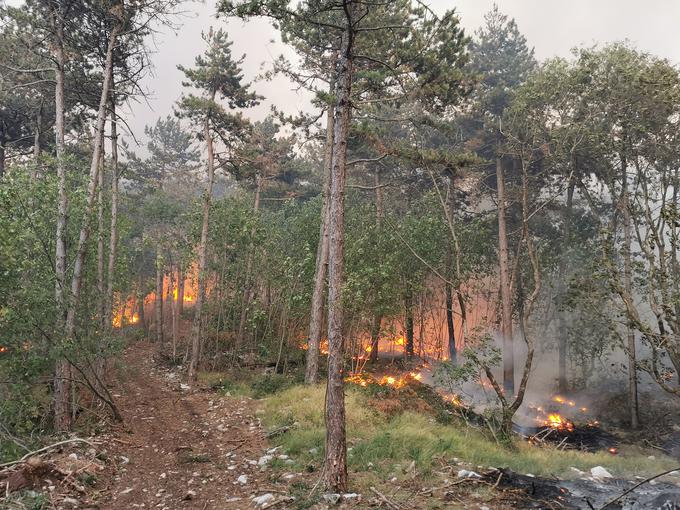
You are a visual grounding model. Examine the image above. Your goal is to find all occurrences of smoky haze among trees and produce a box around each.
[2,0,680,507]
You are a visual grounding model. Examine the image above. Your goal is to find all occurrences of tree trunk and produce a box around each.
[177,264,185,315]
[621,158,640,428]
[155,251,164,345]
[0,133,5,178]
[445,171,457,363]
[305,87,335,384]
[323,12,355,492]
[171,265,179,359]
[237,173,262,348]
[556,178,575,393]
[405,289,414,356]
[106,84,119,331]
[62,22,121,351]
[33,102,42,161]
[497,151,514,396]
[369,170,383,362]
[51,4,70,432]
[97,130,106,334]
[188,112,215,381]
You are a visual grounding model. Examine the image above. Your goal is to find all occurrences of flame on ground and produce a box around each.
[544,413,574,432]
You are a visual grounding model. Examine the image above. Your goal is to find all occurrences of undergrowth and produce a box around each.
[254,382,678,481]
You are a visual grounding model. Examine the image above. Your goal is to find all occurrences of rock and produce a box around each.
[68,453,78,460]
[119,456,130,465]
[159,472,166,479]
[308,447,318,455]
[252,493,275,507]
[322,493,342,504]
[119,487,133,495]
[237,474,248,484]
[457,469,481,479]
[277,454,289,460]
[225,497,240,503]
[570,467,586,477]
[343,493,360,502]
[180,383,190,391]
[258,454,273,466]
[590,466,613,481]
[183,490,197,501]
[62,497,79,506]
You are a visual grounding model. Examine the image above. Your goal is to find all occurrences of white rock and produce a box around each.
[277,454,289,460]
[119,488,133,495]
[457,469,481,479]
[590,466,613,481]
[308,447,318,455]
[225,497,240,503]
[252,493,275,507]
[68,453,78,460]
[570,467,586,476]
[526,473,535,478]
[343,493,360,501]
[119,456,130,465]
[159,473,166,479]
[322,493,341,504]
[62,497,79,506]
[258,455,273,466]
[237,474,248,484]
[180,383,190,390]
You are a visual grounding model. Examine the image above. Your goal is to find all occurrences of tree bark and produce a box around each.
[188,112,216,381]
[62,22,121,346]
[445,171,457,363]
[370,169,383,363]
[621,157,640,428]
[497,151,514,396]
[556,178,575,393]
[405,289,414,356]
[177,264,185,315]
[305,89,335,384]
[237,173,262,348]
[51,3,70,432]
[97,129,106,333]
[155,251,164,345]
[171,265,179,359]
[106,83,119,331]
[323,10,355,491]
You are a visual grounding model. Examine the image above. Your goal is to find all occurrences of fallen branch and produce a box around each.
[370,486,401,510]
[0,438,94,469]
[598,466,680,509]
[265,425,293,438]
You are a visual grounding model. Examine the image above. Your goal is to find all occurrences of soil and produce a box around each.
[96,341,301,509]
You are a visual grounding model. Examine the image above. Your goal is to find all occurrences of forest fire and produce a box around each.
[544,413,574,432]
[344,371,422,389]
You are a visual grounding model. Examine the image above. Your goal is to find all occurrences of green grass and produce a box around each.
[255,383,678,479]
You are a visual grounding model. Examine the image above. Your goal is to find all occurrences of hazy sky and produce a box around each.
[122,0,680,149]
[8,0,680,148]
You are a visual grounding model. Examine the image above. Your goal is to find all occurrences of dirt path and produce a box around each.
[98,342,297,509]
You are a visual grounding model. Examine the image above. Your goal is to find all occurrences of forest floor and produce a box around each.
[4,339,680,509]
[96,341,302,509]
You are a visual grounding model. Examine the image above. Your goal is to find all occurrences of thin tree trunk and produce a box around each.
[305,89,335,384]
[97,130,106,333]
[155,251,164,345]
[237,173,262,348]
[188,112,216,381]
[557,178,575,393]
[405,289,414,356]
[106,86,119,331]
[621,158,640,428]
[323,12,355,492]
[177,264,185,315]
[33,102,42,160]
[51,4,70,432]
[370,170,383,362]
[0,134,5,178]
[445,171,457,363]
[171,265,179,359]
[497,150,514,395]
